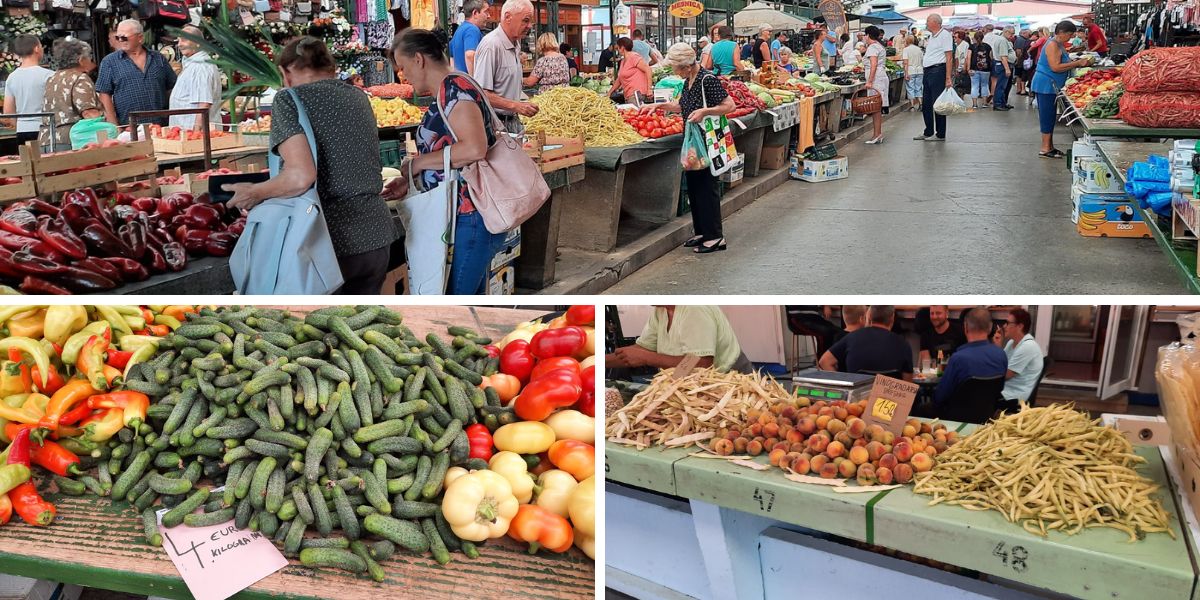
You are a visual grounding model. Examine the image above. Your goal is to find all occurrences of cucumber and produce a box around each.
[352,419,411,444]
[331,486,360,540]
[249,457,277,509]
[292,484,315,524]
[287,340,326,361]
[337,381,361,432]
[362,330,408,365]
[444,359,483,386]
[192,406,228,438]
[148,472,193,495]
[283,520,307,556]
[363,514,429,553]
[245,438,291,459]
[445,378,472,423]
[235,496,254,529]
[426,333,455,360]
[206,417,258,439]
[161,488,211,528]
[183,507,236,527]
[422,518,451,565]
[175,323,223,339]
[404,454,432,502]
[142,508,163,546]
[178,438,226,458]
[111,451,151,500]
[387,474,415,495]
[341,437,363,458]
[328,317,369,353]
[299,548,365,573]
[424,366,448,406]
[301,536,350,549]
[433,511,462,552]
[350,540,387,582]
[309,483,333,535]
[304,427,334,482]
[361,471,390,515]
[154,452,183,470]
[265,468,286,514]
[391,500,439,519]
[366,436,422,456]
[258,511,279,537]
[363,347,402,394]
[431,419,462,453]
[53,475,86,496]
[420,451,451,500]
[253,429,308,450]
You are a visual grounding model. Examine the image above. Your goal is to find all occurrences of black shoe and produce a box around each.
[683,235,704,248]
[693,238,727,254]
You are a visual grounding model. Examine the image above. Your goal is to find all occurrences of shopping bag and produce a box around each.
[69,117,118,150]
[229,88,344,295]
[933,88,969,115]
[701,114,737,177]
[398,147,456,295]
[680,122,711,171]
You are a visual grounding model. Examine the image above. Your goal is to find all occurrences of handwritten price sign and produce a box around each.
[872,398,899,421]
[864,375,918,435]
[157,504,287,600]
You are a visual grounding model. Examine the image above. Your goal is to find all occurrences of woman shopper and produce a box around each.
[608,37,652,104]
[967,31,994,109]
[901,36,924,108]
[840,33,861,67]
[383,28,504,294]
[1032,21,1092,158]
[862,26,888,144]
[523,33,570,94]
[40,38,103,149]
[223,37,394,294]
[778,47,798,74]
[701,26,738,76]
[639,43,734,254]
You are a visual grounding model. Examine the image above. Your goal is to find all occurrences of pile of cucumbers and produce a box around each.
[97,305,518,578]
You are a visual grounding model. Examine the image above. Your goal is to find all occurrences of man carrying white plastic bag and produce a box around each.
[934,88,970,116]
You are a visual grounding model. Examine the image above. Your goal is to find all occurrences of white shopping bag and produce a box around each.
[399,147,456,295]
[934,88,969,115]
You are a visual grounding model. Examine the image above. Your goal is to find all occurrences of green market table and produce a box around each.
[0,305,594,600]
[606,423,1197,600]
[1062,99,1200,140]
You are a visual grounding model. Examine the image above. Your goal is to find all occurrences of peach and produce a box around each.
[818,406,834,417]
[846,418,867,439]
[933,422,947,432]
[781,405,796,420]
[819,462,839,479]
[838,459,858,478]
[784,451,801,466]
[790,455,811,475]
[902,424,917,438]
[812,400,827,410]
[882,431,896,446]
[906,418,921,430]
[790,442,807,454]
[763,422,780,439]
[773,440,790,453]
[866,441,886,462]
[815,415,832,430]
[713,438,734,455]
[848,402,865,417]
[946,431,959,444]
[796,417,817,436]
[833,406,849,421]
[867,424,888,442]
[911,452,934,473]
[826,440,847,459]
[856,463,877,485]
[770,403,784,415]
[768,448,787,466]
[810,454,829,473]
[894,463,914,484]
[746,409,762,422]
[778,417,794,429]
[920,423,933,435]
[848,445,870,465]
[853,438,868,448]
[806,434,829,454]
[875,466,894,485]
[924,446,938,458]
[747,423,763,437]
[733,438,748,453]
[878,453,899,471]
[911,438,927,453]
[834,431,854,448]
[893,441,915,463]
[764,437,779,451]
[795,396,811,408]
[827,418,847,435]
[933,441,949,454]
[785,428,804,444]
[747,440,764,456]
[920,432,935,444]
[728,428,742,439]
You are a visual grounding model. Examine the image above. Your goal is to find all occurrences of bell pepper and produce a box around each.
[30,364,63,395]
[441,469,520,542]
[529,327,588,360]
[498,320,548,351]
[564,306,595,327]
[86,391,149,427]
[162,306,196,323]
[36,217,87,261]
[0,338,50,389]
[0,401,43,427]
[500,340,536,384]
[529,451,554,476]
[535,470,579,518]
[21,393,47,415]
[548,440,595,482]
[479,374,521,405]
[465,423,494,461]
[543,410,595,445]
[0,209,38,237]
[0,354,30,398]
[513,372,582,422]
[77,407,124,443]
[42,305,88,347]
[61,322,110,365]
[30,438,82,476]
[507,504,574,554]
[0,494,12,525]
[569,476,595,559]
[443,466,471,488]
[17,276,68,296]
[531,357,581,381]
[38,378,98,432]
[575,365,595,418]
[6,428,51,526]
[488,451,536,504]
[492,422,556,455]
[0,306,44,328]
[7,309,46,339]
[77,335,111,391]
[483,345,501,358]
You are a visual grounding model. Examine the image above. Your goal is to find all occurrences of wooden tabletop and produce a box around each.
[0,305,594,600]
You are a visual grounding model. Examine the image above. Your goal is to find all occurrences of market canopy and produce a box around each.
[733,1,813,36]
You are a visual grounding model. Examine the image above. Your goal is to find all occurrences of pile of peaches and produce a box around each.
[708,398,961,486]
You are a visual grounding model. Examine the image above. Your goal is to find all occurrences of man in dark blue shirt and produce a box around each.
[97,19,176,126]
[932,307,1008,409]
[819,305,914,380]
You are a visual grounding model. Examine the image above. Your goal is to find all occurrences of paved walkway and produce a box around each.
[607,100,1187,294]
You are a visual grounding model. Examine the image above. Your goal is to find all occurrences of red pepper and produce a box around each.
[548,439,595,481]
[103,257,151,282]
[507,504,574,554]
[529,327,588,360]
[465,423,494,461]
[483,345,501,358]
[513,372,582,422]
[9,481,54,526]
[30,439,82,476]
[7,428,30,467]
[500,340,536,384]
[144,245,168,273]
[9,248,66,276]
[106,349,133,369]
[36,217,87,260]
[86,391,149,426]
[30,363,64,395]
[18,276,70,295]
[0,209,38,237]
[565,305,595,327]
[161,241,188,271]
[0,495,12,525]
[575,365,595,418]
[25,200,60,217]
[531,357,580,381]
[76,257,124,283]
[58,402,95,426]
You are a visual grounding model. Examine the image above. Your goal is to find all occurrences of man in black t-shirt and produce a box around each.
[919,305,967,363]
[818,306,914,380]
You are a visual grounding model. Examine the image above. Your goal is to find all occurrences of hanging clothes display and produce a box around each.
[366,20,395,48]
[399,0,410,21]
[410,0,435,29]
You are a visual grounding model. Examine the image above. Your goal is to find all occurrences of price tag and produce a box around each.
[669,354,701,380]
[863,375,918,435]
[156,503,288,600]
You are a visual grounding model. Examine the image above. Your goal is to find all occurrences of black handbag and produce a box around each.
[139,0,189,23]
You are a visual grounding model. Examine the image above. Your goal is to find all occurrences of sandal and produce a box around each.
[693,238,727,254]
[683,235,704,248]
[1038,149,1065,159]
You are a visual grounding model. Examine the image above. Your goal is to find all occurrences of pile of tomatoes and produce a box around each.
[620,110,684,139]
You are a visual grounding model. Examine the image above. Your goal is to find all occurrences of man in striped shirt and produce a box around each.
[169,25,222,131]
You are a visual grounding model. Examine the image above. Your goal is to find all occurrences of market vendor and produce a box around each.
[168,26,221,131]
[606,305,753,373]
[930,308,1008,413]
[97,20,176,127]
[818,305,913,380]
[608,38,652,105]
[473,0,540,132]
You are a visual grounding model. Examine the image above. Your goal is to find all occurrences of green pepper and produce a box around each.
[61,322,111,365]
[123,343,159,379]
[94,306,132,340]
[0,338,51,389]
[117,335,160,354]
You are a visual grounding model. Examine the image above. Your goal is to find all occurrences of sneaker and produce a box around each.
[930,137,946,141]
[913,134,933,141]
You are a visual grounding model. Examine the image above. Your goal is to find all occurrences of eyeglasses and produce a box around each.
[115,35,130,41]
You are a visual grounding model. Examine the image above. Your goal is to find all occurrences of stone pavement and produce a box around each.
[606,99,1186,294]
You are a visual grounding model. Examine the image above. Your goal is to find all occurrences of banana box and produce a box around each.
[1076,197,1151,238]
[1073,158,1123,195]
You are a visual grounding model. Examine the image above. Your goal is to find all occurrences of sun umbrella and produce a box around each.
[733,2,812,37]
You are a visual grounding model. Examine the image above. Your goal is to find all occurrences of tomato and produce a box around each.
[532,357,581,381]
[480,373,522,403]
[652,128,663,138]
[638,128,650,137]
[565,305,594,326]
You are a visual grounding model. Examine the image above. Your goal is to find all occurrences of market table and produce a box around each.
[607,421,1196,600]
[1061,99,1200,140]
[0,305,594,600]
[155,147,268,169]
[1093,140,1200,294]
[514,164,586,290]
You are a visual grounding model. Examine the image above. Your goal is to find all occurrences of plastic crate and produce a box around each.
[379,140,405,168]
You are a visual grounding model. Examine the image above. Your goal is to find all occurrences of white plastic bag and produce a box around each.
[934,88,969,115]
[400,147,456,295]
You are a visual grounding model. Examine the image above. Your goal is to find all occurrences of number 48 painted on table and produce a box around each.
[993,542,1029,573]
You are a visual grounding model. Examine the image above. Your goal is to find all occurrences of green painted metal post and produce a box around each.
[658,0,668,51]
[549,0,560,36]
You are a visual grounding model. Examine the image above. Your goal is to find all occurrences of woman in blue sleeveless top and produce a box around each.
[1031,21,1093,158]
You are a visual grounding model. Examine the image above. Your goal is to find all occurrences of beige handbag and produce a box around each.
[435,74,551,234]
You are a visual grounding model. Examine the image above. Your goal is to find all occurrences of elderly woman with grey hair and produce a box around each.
[639,43,735,254]
[40,38,103,148]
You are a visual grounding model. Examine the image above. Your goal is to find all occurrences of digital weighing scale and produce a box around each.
[791,369,877,404]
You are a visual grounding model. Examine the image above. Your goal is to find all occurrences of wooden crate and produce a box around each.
[30,139,159,197]
[150,131,241,155]
[0,149,36,204]
[525,132,585,174]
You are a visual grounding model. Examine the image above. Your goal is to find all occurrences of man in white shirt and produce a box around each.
[169,26,222,131]
[1001,308,1044,404]
[893,28,908,52]
[2,36,53,149]
[474,0,540,131]
[991,27,1017,111]
[913,14,953,141]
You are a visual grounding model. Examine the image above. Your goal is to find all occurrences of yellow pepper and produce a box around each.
[78,407,125,443]
[543,410,595,444]
[444,466,472,488]
[42,306,88,346]
[493,421,556,455]
[441,469,519,542]
[7,309,46,339]
[20,393,48,414]
[489,451,536,504]
[535,470,579,518]
[569,476,595,559]
[61,322,110,365]
[0,362,29,398]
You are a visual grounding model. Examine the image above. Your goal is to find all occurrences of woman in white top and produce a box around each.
[862,26,890,145]
[901,36,925,108]
[839,33,861,67]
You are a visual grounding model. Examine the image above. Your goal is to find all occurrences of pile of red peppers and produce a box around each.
[0,188,245,294]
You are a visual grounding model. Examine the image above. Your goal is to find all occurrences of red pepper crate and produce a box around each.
[0,148,37,204]
[28,139,159,198]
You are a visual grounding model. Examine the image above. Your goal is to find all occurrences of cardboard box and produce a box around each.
[720,155,745,186]
[0,577,81,600]
[490,229,522,271]
[1071,184,1128,224]
[1073,157,1123,195]
[1071,137,1099,167]
[1077,195,1151,238]
[760,145,788,171]
[487,265,515,295]
[790,155,849,183]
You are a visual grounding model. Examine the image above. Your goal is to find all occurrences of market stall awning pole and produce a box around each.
[128,108,213,167]
[550,0,561,36]
[659,0,668,51]
[0,112,58,153]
